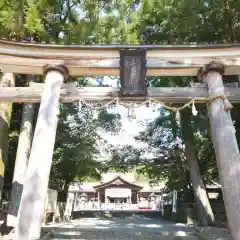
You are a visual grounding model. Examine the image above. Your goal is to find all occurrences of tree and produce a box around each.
[103,144,141,173]
[0,73,15,195]
[181,108,215,225]
[50,96,123,192]
[133,75,216,225]
[50,103,100,192]
[138,0,240,44]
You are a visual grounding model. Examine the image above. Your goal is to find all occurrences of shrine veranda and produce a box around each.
[0,40,240,239]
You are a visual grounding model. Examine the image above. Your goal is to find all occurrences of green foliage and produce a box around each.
[49,100,125,189]
[135,75,220,193]
[50,103,100,188]
[98,109,122,133]
[139,0,240,44]
[104,145,141,173]
[24,4,44,33]
[2,0,240,197]
[136,111,187,188]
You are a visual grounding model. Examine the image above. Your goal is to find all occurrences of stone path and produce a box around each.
[42,217,199,240]
[196,227,232,240]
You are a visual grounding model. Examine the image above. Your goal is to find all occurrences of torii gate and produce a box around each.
[0,40,240,240]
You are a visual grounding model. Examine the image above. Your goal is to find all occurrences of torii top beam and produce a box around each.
[0,40,240,76]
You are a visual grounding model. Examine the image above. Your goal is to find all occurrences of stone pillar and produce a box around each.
[73,193,77,211]
[198,62,240,240]
[14,65,69,240]
[97,190,100,206]
[105,190,107,203]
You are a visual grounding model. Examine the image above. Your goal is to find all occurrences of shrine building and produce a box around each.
[68,172,165,211]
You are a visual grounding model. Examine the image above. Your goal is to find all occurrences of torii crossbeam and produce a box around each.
[0,40,240,76]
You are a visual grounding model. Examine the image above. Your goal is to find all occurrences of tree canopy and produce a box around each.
[1,0,240,198]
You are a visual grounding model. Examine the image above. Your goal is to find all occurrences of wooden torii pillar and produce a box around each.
[198,62,240,240]
[14,65,69,240]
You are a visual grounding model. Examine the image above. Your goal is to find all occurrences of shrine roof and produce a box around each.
[93,175,143,190]
[68,181,220,193]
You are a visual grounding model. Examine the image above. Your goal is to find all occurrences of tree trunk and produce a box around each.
[180,109,215,226]
[170,111,191,196]
[7,103,34,227]
[64,192,74,221]
[62,181,69,195]
[0,73,15,196]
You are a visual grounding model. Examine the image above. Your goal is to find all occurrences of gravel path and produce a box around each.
[42,217,199,240]
[196,227,232,240]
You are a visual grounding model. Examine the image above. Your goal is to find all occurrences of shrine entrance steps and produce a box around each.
[42,217,200,240]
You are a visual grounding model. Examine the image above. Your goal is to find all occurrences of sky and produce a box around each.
[87,76,119,87]
[88,77,163,161]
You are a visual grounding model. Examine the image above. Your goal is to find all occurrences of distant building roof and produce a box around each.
[101,172,135,183]
[68,179,165,193]
[94,175,142,190]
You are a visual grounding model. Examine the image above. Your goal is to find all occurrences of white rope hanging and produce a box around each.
[77,96,202,119]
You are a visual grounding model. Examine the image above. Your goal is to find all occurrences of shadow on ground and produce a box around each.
[42,216,198,240]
